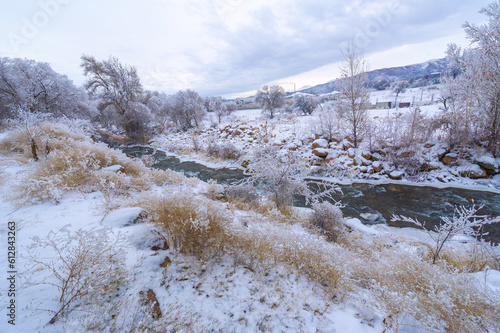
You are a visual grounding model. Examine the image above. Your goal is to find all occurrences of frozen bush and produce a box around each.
[311,201,345,241]
[25,228,127,324]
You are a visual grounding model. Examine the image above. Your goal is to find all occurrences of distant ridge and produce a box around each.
[298,58,450,95]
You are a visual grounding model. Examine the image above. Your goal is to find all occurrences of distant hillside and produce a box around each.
[299,58,450,95]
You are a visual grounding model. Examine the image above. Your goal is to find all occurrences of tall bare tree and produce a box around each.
[255,85,285,119]
[336,41,371,148]
[81,55,151,141]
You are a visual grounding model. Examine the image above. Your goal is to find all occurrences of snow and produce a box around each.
[345,218,380,235]
[102,207,146,227]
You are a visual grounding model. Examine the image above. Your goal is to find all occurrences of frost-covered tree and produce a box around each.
[435,69,480,149]
[447,1,500,156]
[293,93,318,115]
[205,96,228,123]
[165,89,206,131]
[0,57,95,121]
[336,41,371,148]
[391,80,408,109]
[81,55,151,141]
[317,101,339,142]
[255,85,285,119]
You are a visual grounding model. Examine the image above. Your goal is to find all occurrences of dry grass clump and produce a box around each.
[341,233,500,332]
[143,193,231,260]
[4,123,191,205]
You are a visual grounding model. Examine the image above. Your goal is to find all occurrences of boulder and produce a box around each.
[389,171,404,180]
[241,160,250,168]
[353,156,363,166]
[342,140,354,150]
[143,289,162,319]
[347,148,355,158]
[474,156,498,174]
[372,161,383,173]
[102,207,148,228]
[442,153,458,165]
[459,164,487,179]
[361,151,372,160]
[312,148,328,158]
[312,138,329,149]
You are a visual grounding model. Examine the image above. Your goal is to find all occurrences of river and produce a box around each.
[122,146,500,243]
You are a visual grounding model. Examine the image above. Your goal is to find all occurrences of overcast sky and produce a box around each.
[0,0,492,97]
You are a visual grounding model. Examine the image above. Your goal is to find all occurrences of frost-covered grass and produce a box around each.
[0,123,189,205]
[1,125,499,332]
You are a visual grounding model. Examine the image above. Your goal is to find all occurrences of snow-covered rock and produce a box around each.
[102,207,147,227]
[312,138,328,149]
[102,164,125,173]
[458,164,487,179]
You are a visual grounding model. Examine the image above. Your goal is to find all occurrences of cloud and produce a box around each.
[0,0,493,96]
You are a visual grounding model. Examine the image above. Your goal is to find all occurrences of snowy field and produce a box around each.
[0,122,499,332]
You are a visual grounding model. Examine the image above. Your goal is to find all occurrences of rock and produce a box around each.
[420,162,440,172]
[372,161,383,172]
[474,156,498,174]
[360,213,378,221]
[347,148,355,158]
[353,156,362,166]
[361,157,371,166]
[442,153,458,165]
[361,151,372,160]
[312,148,328,158]
[424,142,435,148]
[389,171,404,180]
[324,157,335,164]
[312,138,329,149]
[241,160,250,168]
[329,135,341,143]
[143,289,162,319]
[102,207,148,227]
[160,256,171,268]
[102,164,125,173]
[342,141,354,150]
[459,164,487,179]
[371,153,382,161]
[233,129,243,136]
[398,151,416,159]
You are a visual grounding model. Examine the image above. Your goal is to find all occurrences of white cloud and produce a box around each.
[0,0,493,96]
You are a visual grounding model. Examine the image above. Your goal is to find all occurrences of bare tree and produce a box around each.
[255,85,285,119]
[293,93,318,115]
[81,55,151,141]
[165,90,206,131]
[336,41,371,148]
[391,80,408,109]
[205,96,228,123]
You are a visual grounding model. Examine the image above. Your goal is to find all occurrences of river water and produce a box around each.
[122,146,500,243]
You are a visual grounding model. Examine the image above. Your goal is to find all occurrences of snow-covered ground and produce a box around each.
[1,125,499,332]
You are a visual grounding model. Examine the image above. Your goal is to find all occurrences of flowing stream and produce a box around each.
[122,146,500,243]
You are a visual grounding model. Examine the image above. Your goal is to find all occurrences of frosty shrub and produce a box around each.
[224,183,260,208]
[206,139,241,160]
[311,201,345,242]
[392,205,500,264]
[5,123,189,205]
[242,147,338,211]
[25,228,127,324]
